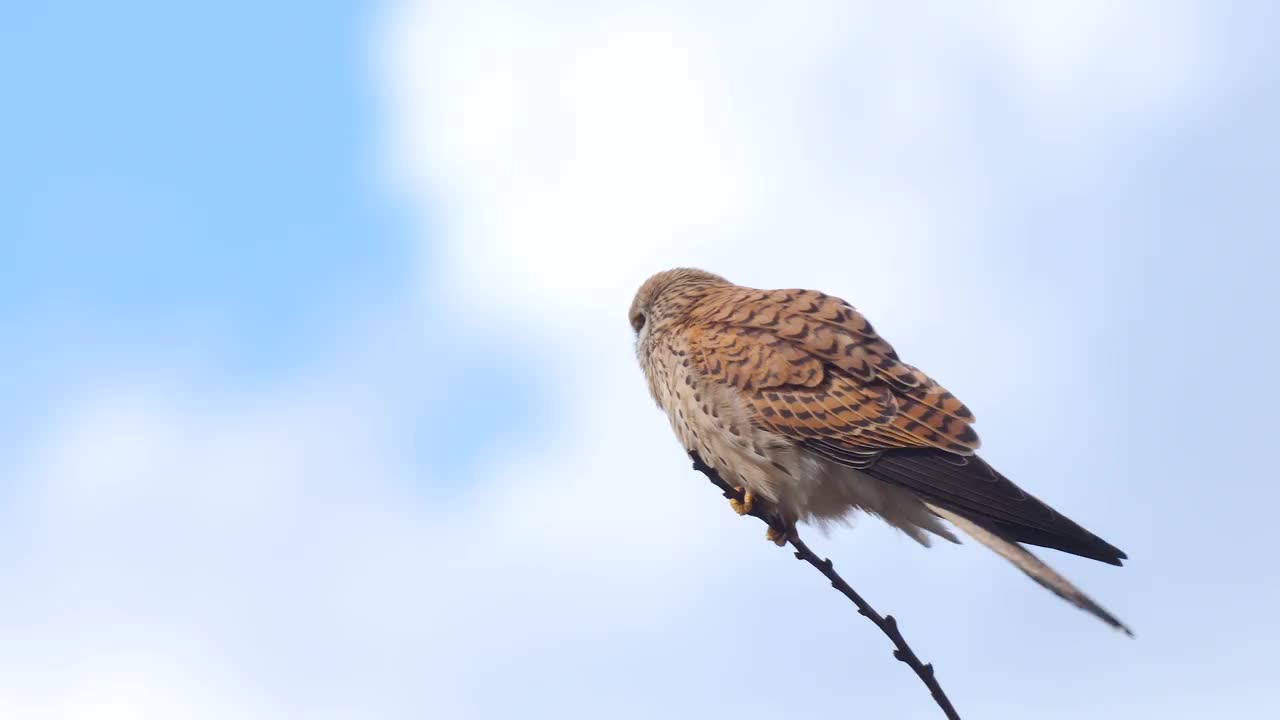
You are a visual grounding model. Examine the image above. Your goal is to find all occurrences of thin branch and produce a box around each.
[689,452,962,720]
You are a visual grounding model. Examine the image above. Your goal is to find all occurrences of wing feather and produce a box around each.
[687,288,979,455]
[684,285,1127,567]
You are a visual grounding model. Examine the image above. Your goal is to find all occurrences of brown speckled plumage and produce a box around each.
[631,268,1131,634]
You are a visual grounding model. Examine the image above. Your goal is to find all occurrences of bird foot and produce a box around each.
[728,488,754,515]
[766,525,794,547]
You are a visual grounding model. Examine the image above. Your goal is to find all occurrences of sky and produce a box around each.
[1,1,1278,718]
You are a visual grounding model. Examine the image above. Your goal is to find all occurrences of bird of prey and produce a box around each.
[630,268,1131,634]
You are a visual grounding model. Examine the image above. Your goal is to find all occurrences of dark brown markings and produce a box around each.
[782,324,811,340]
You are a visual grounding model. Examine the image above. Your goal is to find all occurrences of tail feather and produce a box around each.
[863,449,1127,565]
[926,502,1133,636]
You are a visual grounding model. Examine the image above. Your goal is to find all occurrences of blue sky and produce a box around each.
[1,0,400,463]
[2,2,403,354]
[2,1,1278,718]
[0,1,540,486]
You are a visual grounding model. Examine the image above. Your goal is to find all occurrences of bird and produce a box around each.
[629,267,1131,634]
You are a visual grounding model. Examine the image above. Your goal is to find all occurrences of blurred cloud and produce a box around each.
[3,1,1277,718]
[376,0,1214,323]
[370,1,1267,718]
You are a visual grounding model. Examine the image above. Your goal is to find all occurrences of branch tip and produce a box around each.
[686,451,962,720]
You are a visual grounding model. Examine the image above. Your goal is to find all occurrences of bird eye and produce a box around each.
[631,312,646,332]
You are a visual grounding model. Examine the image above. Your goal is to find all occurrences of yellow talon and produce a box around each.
[729,488,754,515]
[766,526,790,547]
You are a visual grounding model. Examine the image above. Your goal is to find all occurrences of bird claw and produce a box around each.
[729,488,754,515]
[766,526,793,547]
[727,487,792,546]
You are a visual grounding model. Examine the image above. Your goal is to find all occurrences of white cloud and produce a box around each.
[0,332,763,717]
[0,652,270,720]
[978,0,1210,122]
[377,0,1212,328]
[2,2,1234,718]
[373,0,1224,717]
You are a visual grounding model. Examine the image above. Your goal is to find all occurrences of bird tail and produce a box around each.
[925,502,1133,636]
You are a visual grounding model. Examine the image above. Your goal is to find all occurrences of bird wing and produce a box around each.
[684,286,1127,566]
[685,286,980,460]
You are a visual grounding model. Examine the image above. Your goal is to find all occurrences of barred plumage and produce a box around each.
[631,268,1131,634]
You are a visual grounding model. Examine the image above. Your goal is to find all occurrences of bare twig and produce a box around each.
[689,452,962,720]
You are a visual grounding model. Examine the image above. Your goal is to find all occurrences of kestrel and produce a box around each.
[630,268,1130,634]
